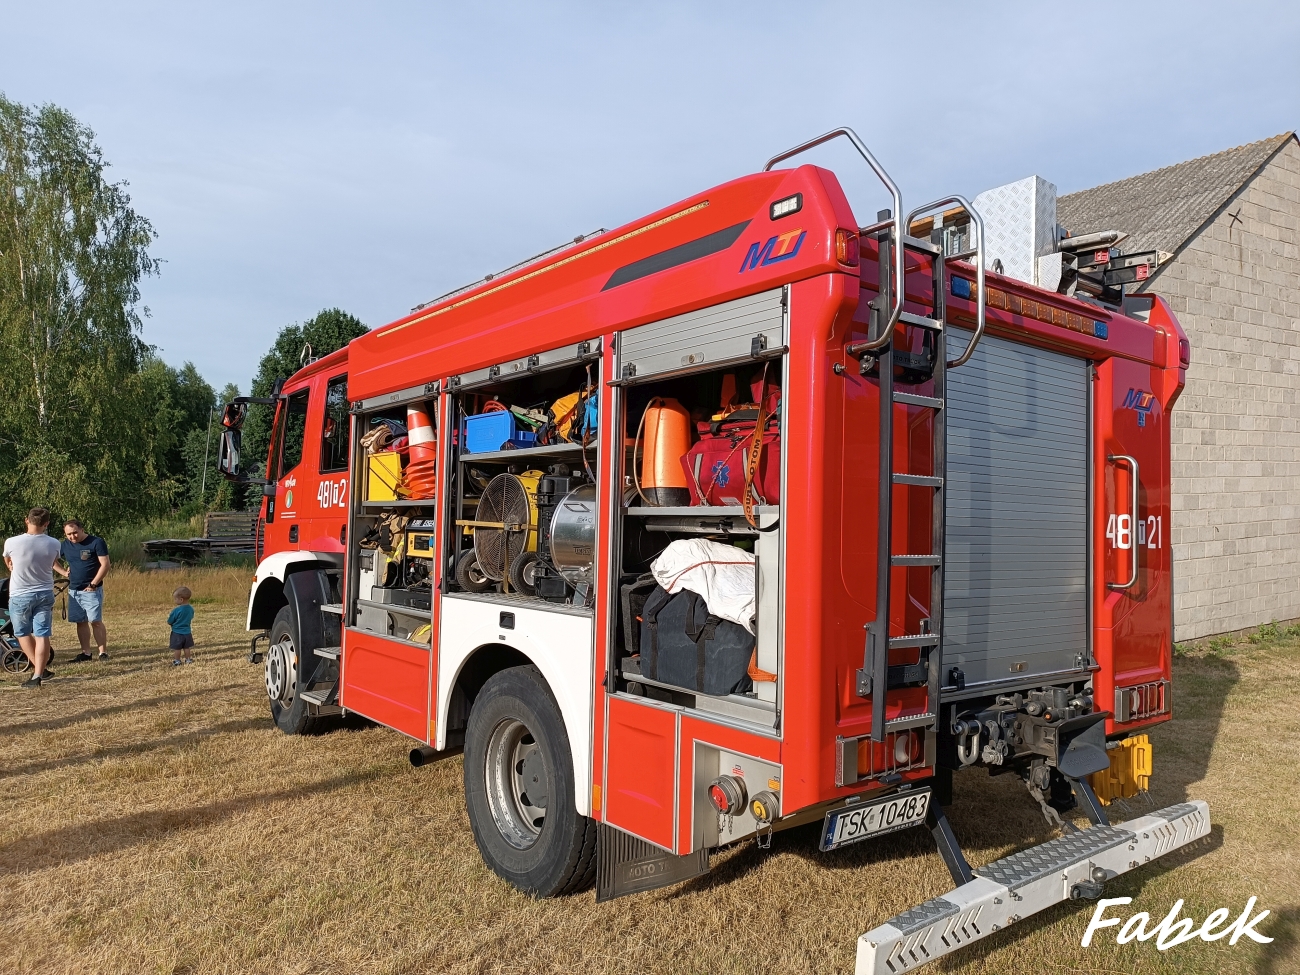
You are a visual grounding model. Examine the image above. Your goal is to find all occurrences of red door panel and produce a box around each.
[603,697,677,852]
[340,631,430,740]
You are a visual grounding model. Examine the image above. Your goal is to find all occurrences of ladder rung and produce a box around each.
[299,687,337,706]
[320,603,344,615]
[313,646,341,660]
[890,634,941,648]
[891,554,941,566]
[901,234,942,256]
[899,310,943,331]
[894,392,944,409]
[892,473,943,487]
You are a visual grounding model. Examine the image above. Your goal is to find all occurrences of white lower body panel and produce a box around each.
[436,594,594,815]
[857,800,1211,974]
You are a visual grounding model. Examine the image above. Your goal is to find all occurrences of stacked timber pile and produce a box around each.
[143,512,257,564]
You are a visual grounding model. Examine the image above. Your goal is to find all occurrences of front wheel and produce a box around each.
[463,666,596,896]
[266,605,320,735]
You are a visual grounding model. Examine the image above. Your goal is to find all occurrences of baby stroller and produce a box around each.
[0,577,60,674]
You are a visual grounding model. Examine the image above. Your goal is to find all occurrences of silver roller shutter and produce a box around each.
[943,328,1089,688]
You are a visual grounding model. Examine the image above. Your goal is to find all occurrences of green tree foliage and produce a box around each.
[0,94,169,530]
[240,308,367,486]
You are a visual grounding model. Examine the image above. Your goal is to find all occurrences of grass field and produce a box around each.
[2,566,1297,975]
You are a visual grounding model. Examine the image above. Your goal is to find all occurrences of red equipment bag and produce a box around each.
[680,371,780,517]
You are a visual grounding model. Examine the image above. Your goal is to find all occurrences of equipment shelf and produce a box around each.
[360,499,440,509]
[458,442,592,464]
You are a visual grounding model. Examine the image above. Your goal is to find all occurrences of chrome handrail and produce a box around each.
[905,195,986,369]
[1106,454,1140,590]
[765,128,904,349]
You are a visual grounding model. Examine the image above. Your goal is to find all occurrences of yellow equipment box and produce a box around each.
[1089,734,1152,805]
[368,452,403,502]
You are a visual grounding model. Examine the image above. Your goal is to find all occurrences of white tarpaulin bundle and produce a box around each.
[650,538,756,634]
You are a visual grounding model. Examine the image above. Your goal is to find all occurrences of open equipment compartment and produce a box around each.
[443,340,604,610]
[345,386,441,645]
[608,287,788,727]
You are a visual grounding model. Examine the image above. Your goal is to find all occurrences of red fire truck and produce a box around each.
[220,128,1209,973]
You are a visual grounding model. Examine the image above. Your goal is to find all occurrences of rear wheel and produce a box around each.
[266,605,319,735]
[464,665,596,896]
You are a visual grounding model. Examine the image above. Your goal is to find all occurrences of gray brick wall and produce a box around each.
[1154,139,1300,639]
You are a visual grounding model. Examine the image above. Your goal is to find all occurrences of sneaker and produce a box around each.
[98,652,109,661]
[184,658,195,664]
[171,659,183,667]
[21,675,41,688]
[41,668,54,678]
[72,652,93,662]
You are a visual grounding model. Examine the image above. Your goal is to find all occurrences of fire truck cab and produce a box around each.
[225,128,1210,972]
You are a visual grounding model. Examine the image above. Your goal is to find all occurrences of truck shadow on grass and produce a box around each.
[0,766,386,876]
[0,684,246,737]
[0,715,269,781]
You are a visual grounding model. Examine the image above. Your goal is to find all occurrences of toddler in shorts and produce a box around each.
[168,587,195,665]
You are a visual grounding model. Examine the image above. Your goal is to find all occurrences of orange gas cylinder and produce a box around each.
[638,398,691,506]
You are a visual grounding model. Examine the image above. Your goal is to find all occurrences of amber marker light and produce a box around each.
[835,228,859,266]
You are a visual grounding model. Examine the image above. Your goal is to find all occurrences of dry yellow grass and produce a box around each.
[2,567,1297,974]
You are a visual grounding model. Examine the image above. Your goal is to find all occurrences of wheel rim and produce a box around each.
[467,559,489,586]
[265,639,296,704]
[484,717,548,850]
[521,559,538,587]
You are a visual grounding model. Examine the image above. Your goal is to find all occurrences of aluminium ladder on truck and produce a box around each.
[766,129,1211,974]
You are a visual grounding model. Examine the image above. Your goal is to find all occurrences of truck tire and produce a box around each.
[266,604,319,735]
[463,665,596,896]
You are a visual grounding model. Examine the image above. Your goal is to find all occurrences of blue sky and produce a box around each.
[6,2,1298,393]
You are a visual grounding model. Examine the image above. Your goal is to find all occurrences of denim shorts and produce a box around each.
[10,589,55,638]
[68,586,104,623]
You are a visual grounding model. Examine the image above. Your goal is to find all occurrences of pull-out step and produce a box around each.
[889,634,940,649]
[856,800,1211,975]
[313,646,341,660]
[898,311,942,331]
[299,686,340,711]
[893,393,943,409]
[892,474,943,488]
[891,555,940,566]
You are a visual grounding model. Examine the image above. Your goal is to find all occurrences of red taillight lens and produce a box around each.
[835,228,859,267]
[1178,337,1191,369]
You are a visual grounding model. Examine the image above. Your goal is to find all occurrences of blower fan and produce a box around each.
[463,471,541,595]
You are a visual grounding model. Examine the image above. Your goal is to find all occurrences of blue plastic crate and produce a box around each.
[463,411,537,453]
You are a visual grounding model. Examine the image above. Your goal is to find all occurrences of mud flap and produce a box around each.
[856,800,1211,974]
[595,823,710,902]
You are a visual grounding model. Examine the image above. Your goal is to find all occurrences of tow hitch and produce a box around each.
[855,799,1210,974]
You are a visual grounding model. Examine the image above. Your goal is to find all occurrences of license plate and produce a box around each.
[820,788,931,852]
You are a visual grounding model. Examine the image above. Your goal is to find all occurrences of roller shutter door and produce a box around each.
[943,329,1089,688]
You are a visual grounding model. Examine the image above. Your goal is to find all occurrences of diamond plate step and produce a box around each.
[856,800,1211,974]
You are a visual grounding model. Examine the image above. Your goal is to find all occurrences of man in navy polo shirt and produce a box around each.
[57,519,110,661]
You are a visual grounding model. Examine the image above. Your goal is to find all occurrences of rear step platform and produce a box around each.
[856,800,1210,974]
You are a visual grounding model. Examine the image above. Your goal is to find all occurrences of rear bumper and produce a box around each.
[856,799,1210,974]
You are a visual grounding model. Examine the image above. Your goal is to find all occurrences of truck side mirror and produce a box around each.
[218,426,242,479]
[222,402,247,431]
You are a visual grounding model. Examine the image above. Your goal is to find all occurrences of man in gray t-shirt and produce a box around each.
[3,507,61,687]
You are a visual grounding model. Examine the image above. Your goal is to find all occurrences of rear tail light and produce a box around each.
[835,229,860,267]
[1178,337,1191,369]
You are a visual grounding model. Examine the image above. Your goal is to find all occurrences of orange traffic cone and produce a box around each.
[404,404,438,500]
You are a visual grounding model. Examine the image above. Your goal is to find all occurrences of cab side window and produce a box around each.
[279,389,310,475]
[320,376,350,473]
